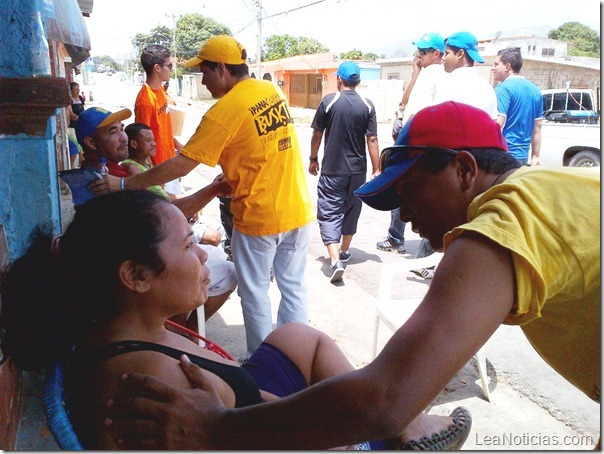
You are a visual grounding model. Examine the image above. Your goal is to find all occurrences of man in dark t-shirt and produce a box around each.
[309,61,380,282]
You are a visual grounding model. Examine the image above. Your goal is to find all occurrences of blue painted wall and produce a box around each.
[359,67,381,81]
[0,0,61,261]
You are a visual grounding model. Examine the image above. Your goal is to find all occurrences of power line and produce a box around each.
[234,0,327,34]
[264,0,326,20]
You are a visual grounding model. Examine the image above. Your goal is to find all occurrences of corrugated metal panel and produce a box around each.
[41,0,91,65]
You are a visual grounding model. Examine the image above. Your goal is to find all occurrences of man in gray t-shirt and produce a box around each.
[309,61,379,283]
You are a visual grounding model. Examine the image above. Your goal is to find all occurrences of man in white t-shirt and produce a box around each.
[377,32,447,255]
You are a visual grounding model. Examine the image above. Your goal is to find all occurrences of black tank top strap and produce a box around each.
[79,340,262,408]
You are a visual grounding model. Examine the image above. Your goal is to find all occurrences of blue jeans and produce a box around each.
[417,238,434,258]
[388,208,406,243]
[232,224,311,357]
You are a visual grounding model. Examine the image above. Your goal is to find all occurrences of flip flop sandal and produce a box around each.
[403,406,472,450]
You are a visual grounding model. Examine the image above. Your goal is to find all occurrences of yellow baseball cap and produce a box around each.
[183,35,247,68]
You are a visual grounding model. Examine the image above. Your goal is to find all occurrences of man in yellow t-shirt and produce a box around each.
[101,101,599,450]
[98,36,314,357]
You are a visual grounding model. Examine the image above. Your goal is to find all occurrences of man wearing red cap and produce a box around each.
[108,101,599,450]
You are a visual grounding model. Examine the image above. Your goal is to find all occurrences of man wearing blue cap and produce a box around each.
[376,32,447,256]
[401,32,447,125]
[434,31,498,119]
[75,106,132,178]
[309,61,379,282]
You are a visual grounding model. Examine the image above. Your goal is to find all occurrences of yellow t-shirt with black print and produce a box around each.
[181,78,314,236]
[445,166,600,401]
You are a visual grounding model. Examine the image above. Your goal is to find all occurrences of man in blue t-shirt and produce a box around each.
[492,47,543,165]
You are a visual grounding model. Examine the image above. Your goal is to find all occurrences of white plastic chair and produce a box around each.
[373,254,491,402]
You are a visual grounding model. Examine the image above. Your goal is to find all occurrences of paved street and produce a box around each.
[58,73,599,450]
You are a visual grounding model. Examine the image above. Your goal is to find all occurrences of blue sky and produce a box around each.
[85,0,601,60]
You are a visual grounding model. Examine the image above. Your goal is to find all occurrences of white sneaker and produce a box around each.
[410,267,435,279]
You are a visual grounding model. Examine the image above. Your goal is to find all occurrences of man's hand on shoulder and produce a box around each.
[105,355,226,450]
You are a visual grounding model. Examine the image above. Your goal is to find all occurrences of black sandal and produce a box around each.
[403,407,472,450]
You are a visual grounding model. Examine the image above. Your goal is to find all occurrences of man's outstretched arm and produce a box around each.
[173,174,232,220]
[89,154,199,193]
[107,233,515,450]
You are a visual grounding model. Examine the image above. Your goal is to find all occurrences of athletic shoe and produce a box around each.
[410,266,435,279]
[330,260,345,282]
[339,250,352,262]
[376,237,406,253]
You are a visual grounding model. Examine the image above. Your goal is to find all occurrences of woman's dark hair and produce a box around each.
[421,148,521,174]
[69,82,79,90]
[0,191,171,370]
[200,60,250,78]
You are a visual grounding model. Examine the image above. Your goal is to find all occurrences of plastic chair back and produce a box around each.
[43,363,84,450]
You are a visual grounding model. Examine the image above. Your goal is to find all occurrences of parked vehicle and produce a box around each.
[542,88,599,124]
[539,88,600,167]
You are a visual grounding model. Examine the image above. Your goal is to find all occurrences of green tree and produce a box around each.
[175,13,231,61]
[264,34,329,60]
[548,22,600,57]
[131,25,172,58]
[94,55,122,71]
[296,37,330,56]
[339,49,378,60]
[130,14,232,73]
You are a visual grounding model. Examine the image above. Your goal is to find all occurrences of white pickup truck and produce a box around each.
[540,122,600,167]
[539,89,600,167]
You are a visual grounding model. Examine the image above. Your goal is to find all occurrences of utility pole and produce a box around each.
[256,0,262,78]
[165,13,178,58]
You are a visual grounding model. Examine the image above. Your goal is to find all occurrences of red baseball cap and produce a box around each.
[355,102,507,211]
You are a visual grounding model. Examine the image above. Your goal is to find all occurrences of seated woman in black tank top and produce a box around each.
[0,191,467,449]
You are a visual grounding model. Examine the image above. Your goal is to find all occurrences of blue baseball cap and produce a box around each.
[445,31,485,63]
[335,61,361,82]
[412,32,445,52]
[355,102,507,211]
[75,107,132,146]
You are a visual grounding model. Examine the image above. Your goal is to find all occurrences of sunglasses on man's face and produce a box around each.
[418,48,436,56]
[379,147,459,171]
[163,63,173,70]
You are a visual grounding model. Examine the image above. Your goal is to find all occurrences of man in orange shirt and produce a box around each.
[134,44,183,195]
